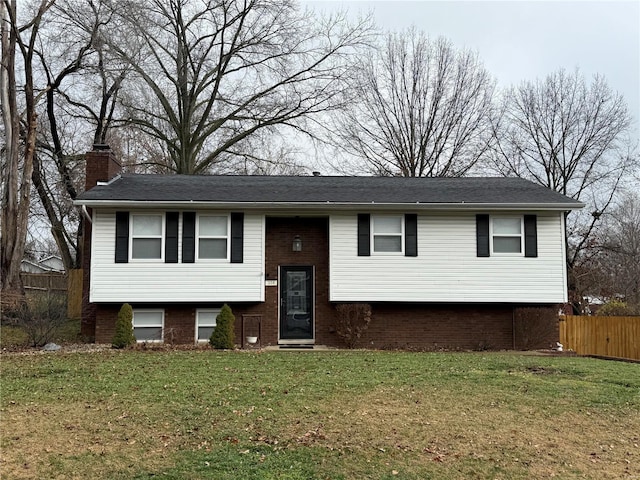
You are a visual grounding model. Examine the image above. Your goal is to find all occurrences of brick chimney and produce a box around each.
[81,144,121,341]
[85,144,121,191]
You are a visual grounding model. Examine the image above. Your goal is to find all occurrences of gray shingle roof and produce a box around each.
[75,174,583,209]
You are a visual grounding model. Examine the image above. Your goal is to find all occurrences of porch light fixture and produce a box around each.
[292,235,302,252]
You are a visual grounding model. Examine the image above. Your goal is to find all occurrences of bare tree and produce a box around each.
[29,0,128,270]
[101,0,372,174]
[490,69,634,309]
[1,0,53,295]
[492,69,633,260]
[599,192,640,309]
[328,29,495,177]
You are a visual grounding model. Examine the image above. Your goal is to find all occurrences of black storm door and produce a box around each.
[279,266,314,341]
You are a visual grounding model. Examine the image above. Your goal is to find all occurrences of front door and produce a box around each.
[279,266,314,342]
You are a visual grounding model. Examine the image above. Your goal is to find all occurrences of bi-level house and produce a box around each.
[75,146,583,349]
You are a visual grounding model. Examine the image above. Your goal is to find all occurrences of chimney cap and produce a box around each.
[312,171,321,176]
[93,144,111,151]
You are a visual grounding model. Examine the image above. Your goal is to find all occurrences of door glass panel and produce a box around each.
[280,267,313,340]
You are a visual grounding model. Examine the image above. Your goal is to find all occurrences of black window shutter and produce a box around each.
[115,212,129,263]
[165,212,179,263]
[182,212,196,263]
[524,214,538,257]
[230,212,244,263]
[405,214,418,257]
[357,214,370,256]
[476,214,490,257]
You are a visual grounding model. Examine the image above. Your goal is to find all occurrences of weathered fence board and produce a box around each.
[67,269,83,319]
[559,315,640,361]
[20,272,67,292]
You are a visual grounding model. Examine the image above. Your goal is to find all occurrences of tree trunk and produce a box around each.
[0,0,24,295]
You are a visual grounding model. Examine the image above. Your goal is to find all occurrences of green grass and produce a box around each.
[1,351,639,479]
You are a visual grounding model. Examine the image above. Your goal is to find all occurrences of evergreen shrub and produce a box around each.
[210,304,235,349]
[112,303,135,348]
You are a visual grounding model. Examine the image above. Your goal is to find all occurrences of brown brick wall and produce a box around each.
[94,302,259,344]
[81,147,122,340]
[84,146,122,192]
[361,303,515,350]
[95,303,558,350]
[93,301,557,350]
[251,216,333,345]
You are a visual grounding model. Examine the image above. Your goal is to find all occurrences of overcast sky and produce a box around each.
[304,0,640,141]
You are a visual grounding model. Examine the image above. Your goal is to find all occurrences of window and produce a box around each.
[372,215,403,253]
[131,214,163,259]
[133,310,164,342]
[196,309,220,343]
[197,215,229,259]
[491,217,522,254]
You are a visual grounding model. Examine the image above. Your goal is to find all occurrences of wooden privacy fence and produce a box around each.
[559,315,640,361]
[21,272,67,293]
[19,270,83,319]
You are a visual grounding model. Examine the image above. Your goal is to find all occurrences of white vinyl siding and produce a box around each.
[89,211,264,303]
[196,309,220,343]
[330,212,568,303]
[133,310,164,342]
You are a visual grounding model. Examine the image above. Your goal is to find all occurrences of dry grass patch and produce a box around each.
[1,350,639,479]
[281,386,640,479]
[1,400,180,479]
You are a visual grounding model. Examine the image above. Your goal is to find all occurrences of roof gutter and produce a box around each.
[73,199,585,211]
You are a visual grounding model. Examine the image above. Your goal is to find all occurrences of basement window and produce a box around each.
[196,309,220,343]
[132,310,164,342]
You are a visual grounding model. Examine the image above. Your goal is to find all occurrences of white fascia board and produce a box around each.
[74,200,585,211]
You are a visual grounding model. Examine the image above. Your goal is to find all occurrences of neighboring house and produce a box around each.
[75,146,584,349]
[21,255,65,273]
[39,255,65,272]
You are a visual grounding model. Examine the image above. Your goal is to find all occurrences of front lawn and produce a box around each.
[1,350,638,479]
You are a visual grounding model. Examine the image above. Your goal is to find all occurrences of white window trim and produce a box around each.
[130,213,165,262]
[195,308,220,343]
[132,309,164,343]
[490,216,524,256]
[196,214,230,261]
[371,214,404,255]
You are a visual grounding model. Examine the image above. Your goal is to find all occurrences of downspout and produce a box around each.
[81,205,92,224]
[512,307,516,350]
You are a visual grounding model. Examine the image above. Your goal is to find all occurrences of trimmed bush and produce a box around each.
[514,307,559,350]
[335,303,372,349]
[210,304,235,349]
[112,303,135,348]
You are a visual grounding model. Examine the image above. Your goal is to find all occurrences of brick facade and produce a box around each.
[81,146,122,340]
[81,148,558,349]
[89,213,558,349]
